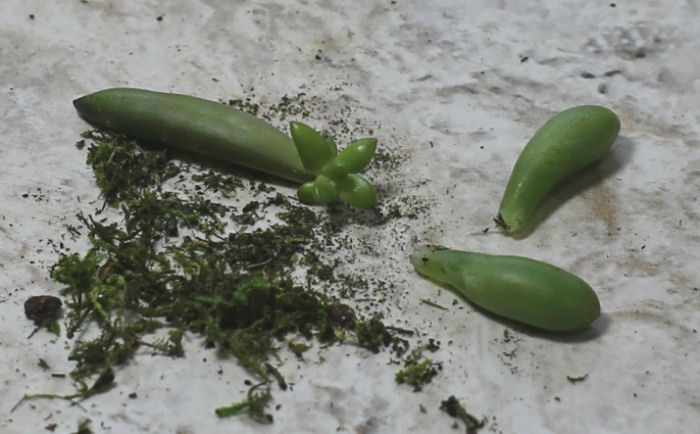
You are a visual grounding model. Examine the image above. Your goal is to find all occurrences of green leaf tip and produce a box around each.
[336,137,376,173]
[289,121,337,174]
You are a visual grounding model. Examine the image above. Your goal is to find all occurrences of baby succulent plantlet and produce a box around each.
[290,121,377,209]
[73,88,378,209]
[410,245,600,333]
[496,105,620,235]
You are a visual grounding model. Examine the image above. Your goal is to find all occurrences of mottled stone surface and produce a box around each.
[1,1,698,433]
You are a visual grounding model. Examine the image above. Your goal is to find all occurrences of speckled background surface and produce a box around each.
[1,1,698,433]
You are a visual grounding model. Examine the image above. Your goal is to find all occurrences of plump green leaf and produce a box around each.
[335,138,376,173]
[312,175,338,204]
[297,176,338,205]
[296,182,316,204]
[320,160,348,184]
[289,122,337,174]
[338,174,376,209]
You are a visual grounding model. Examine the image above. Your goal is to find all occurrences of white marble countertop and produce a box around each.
[1,1,698,433]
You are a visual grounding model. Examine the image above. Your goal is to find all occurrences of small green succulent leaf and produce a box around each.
[297,182,316,204]
[297,175,338,205]
[338,174,376,210]
[335,138,376,173]
[289,121,337,174]
[313,175,338,204]
[321,160,349,184]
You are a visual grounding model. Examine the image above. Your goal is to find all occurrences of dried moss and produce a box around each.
[45,130,408,422]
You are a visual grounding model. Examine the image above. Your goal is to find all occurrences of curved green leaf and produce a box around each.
[321,160,348,184]
[338,174,376,210]
[296,182,316,204]
[296,175,338,205]
[289,122,337,174]
[335,138,376,173]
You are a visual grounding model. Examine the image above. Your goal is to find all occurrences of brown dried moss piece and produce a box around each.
[440,395,485,434]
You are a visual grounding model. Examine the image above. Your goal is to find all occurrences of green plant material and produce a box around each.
[215,383,272,423]
[289,121,337,174]
[335,138,376,172]
[34,131,404,422]
[395,346,441,391]
[288,341,311,359]
[72,420,94,434]
[338,174,377,210]
[298,175,338,205]
[567,374,589,383]
[496,105,620,236]
[74,89,380,210]
[291,121,378,209]
[73,88,311,184]
[410,245,600,333]
[38,358,51,371]
[191,170,244,197]
[11,392,81,414]
[420,298,447,310]
[47,321,61,336]
[265,363,288,391]
[11,366,114,414]
[440,395,485,434]
[80,130,180,207]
